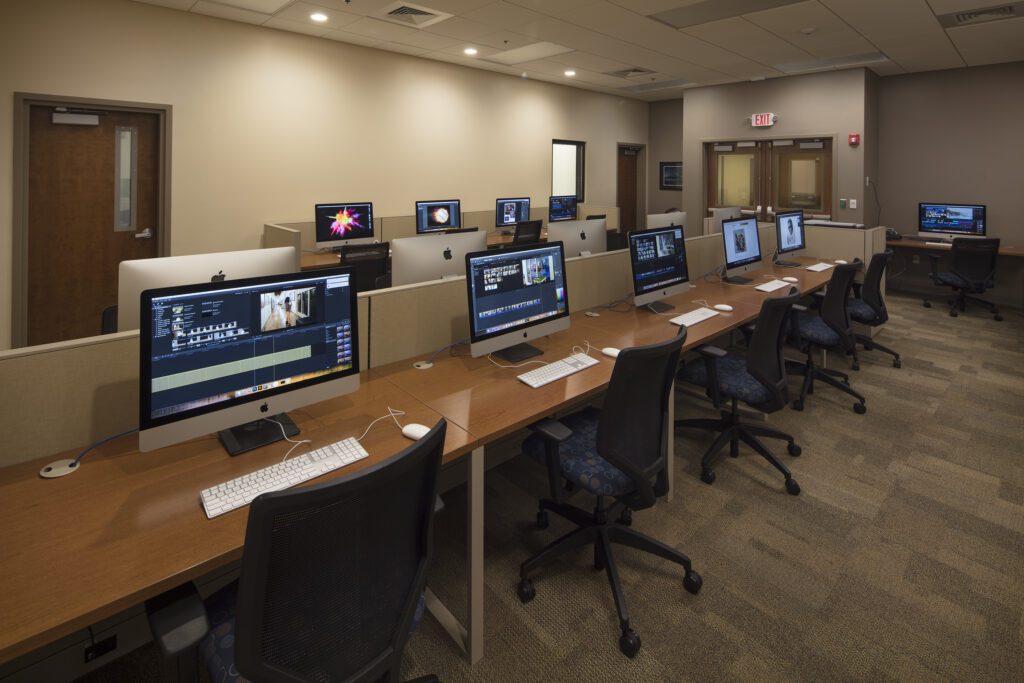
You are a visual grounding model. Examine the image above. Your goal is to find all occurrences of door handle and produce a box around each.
[135,228,153,239]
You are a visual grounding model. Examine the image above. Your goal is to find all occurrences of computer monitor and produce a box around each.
[546,219,607,257]
[314,202,375,249]
[711,207,742,234]
[139,267,359,454]
[629,226,690,313]
[774,211,806,266]
[118,247,298,331]
[466,242,570,362]
[647,211,687,230]
[548,195,578,223]
[918,203,986,238]
[722,216,762,284]
[416,199,461,234]
[496,197,530,229]
[391,230,487,286]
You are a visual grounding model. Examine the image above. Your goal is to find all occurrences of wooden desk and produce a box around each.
[0,373,475,667]
[886,239,1024,258]
[301,251,341,270]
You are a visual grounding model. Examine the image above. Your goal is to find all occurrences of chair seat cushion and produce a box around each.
[847,298,876,324]
[934,271,969,289]
[678,353,771,406]
[522,408,634,497]
[797,312,841,348]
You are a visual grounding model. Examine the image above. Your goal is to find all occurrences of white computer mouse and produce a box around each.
[713,304,733,312]
[782,276,799,283]
[835,259,848,264]
[402,423,431,440]
[601,347,620,359]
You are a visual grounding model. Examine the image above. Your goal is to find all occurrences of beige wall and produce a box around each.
[877,62,1024,240]
[0,0,648,349]
[682,68,869,226]
[647,99,683,214]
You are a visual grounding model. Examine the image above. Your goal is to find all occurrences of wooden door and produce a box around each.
[28,106,160,345]
[617,146,638,233]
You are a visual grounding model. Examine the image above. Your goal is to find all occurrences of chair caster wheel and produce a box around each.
[854,402,867,415]
[995,314,1003,322]
[923,301,931,308]
[785,478,801,496]
[617,509,632,526]
[893,358,901,368]
[792,400,804,411]
[619,629,641,658]
[949,310,957,317]
[683,569,703,595]
[517,579,535,603]
[700,469,715,485]
[536,510,549,529]
[787,443,802,457]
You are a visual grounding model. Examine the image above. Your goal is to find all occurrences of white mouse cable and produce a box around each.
[353,407,408,443]
[263,416,313,462]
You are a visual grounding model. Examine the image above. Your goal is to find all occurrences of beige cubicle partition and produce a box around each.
[262,224,302,255]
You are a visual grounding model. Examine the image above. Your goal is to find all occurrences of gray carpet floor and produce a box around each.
[80,293,1024,682]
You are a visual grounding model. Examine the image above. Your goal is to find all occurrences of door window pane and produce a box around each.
[772,140,830,213]
[114,126,137,231]
[552,139,585,200]
[716,152,757,207]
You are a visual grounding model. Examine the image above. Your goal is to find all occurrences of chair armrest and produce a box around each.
[694,345,725,407]
[145,583,209,658]
[788,305,808,344]
[529,418,572,502]
[852,282,862,298]
[927,253,942,279]
[809,291,825,309]
[695,344,727,359]
[528,418,572,443]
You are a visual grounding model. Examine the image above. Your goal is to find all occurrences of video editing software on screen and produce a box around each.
[631,227,688,295]
[315,203,374,242]
[549,195,578,222]
[417,200,461,233]
[919,203,985,236]
[147,274,354,421]
[497,198,530,227]
[468,246,567,338]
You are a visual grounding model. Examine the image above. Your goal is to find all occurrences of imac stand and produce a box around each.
[219,413,300,456]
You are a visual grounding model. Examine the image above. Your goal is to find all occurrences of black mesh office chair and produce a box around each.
[512,219,543,245]
[923,238,1002,321]
[375,273,392,290]
[677,289,802,495]
[849,250,901,368]
[788,261,867,414]
[340,242,390,293]
[516,328,701,658]
[100,305,118,334]
[606,231,626,251]
[149,420,446,683]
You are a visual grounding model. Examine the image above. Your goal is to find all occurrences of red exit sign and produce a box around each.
[751,112,776,127]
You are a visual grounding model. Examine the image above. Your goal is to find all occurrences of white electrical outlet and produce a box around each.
[850,199,858,209]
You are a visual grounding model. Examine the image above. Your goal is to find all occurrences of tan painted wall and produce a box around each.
[0,0,648,349]
[647,99,684,214]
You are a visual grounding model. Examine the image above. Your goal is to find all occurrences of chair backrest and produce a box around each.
[585,214,606,220]
[596,327,687,509]
[606,231,626,252]
[746,287,800,412]
[100,305,118,335]
[513,220,543,245]
[374,272,392,290]
[341,242,390,293]
[860,250,892,322]
[234,420,446,683]
[951,238,999,287]
[819,260,861,348]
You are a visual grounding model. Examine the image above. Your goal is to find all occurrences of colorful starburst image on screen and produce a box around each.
[431,207,450,226]
[329,207,364,237]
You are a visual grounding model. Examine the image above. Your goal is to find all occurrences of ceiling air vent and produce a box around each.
[374,2,452,29]
[937,2,1020,28]
[606,67,655,79]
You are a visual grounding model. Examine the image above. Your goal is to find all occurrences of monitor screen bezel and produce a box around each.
[314,202,375,248]
[722,216,763,270]
[628,225,690,298]
[917,202,986,236]
[548,195,578,223]
[495,197,531,227]
[775,210,806,255]
[416,199,462,234]
[464,241,571,346]
[139,266,359,432]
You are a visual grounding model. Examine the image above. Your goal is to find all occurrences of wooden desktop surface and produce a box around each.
[0,373,475,666]
[886,239,1024,258]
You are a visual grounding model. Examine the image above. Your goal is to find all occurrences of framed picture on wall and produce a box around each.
[660,162,682,190]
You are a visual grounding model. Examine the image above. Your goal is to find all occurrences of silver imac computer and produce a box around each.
[139,267,359,455]
[722,216,762,284]
[416,199,462,234]
[546,219,607,257]
[918,202,986,240]
[629,225,690,313]
[314,202,375,249]
[496,197,530,234]
[711,207,742,234]
[774,211,806,266]
[466,242,570,363]
[647,211,687,230]
[118,247,298,331]
[391,230,487,286]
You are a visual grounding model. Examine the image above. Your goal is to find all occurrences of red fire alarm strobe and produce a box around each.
[848,133,861,146]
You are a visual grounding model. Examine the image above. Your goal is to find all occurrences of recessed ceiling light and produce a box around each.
[464,47,478,56]
[310,12,328,23]
[564,69,576,77]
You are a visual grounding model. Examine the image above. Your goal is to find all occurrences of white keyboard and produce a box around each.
[200,437,369,519]
[925,241,952,248]
[670,307,720,327]
[517,353,599,388]
[756,279,790,292]
[806,262,835,272]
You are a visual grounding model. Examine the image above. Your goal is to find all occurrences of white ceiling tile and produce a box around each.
[867,60,906,76]
[546,51,633,74]
[263,16,335,35]
[682,17,815,66]
[422,16,498,40]
[463,1,547,27]
[925,0,1009,14]
[191,0,270,24]
[310,0,396,15]
[342,16,460,48]
[275,2,362,29]
[473,30,537,50]
[421,0,494,13]
[947,15,1024,66]
[379,41,432,55]
[133,0,198,10]
[215,0,291,12]
[745,0,878,60]
[605,0,705,15]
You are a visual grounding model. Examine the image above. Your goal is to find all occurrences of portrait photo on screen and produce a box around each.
[260,287,318,332]
[656,232,676,257]
[780,216,800,250]
[734,230,747,253]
